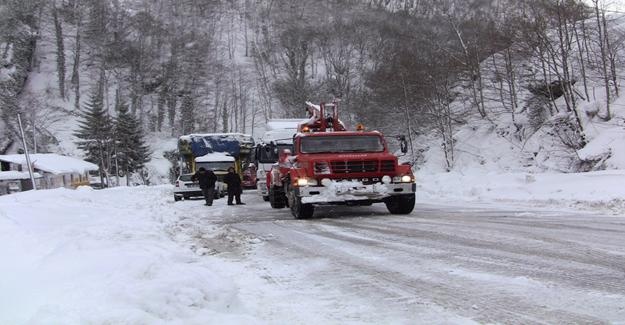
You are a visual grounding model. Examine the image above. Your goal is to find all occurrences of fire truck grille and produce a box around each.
[380,160,395,172]
[331,160,379,173]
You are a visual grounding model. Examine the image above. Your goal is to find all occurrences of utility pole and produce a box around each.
[17,113,37,190]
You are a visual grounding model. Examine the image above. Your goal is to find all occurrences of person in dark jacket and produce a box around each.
[192,167,217,206]
[223,166,244,205]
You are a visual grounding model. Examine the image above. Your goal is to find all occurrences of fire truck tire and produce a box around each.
[385,194,415,214]
[269,187,286,209]
[290,196,314,219]
[262,196,270,202]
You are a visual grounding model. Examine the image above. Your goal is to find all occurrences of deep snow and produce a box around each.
[417,169,625,215]
[1,182,624,324]
[0,186,261,324]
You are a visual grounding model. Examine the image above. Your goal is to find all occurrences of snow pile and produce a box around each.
[417,169,625,214]
[575,95,625,170]
[0,186,258,324]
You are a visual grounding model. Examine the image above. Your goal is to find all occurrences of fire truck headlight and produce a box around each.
[296,178,318,187]
[382,176,392,184]
[401,175,413,183]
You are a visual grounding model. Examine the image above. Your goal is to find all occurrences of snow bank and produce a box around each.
[417,170,625,214]
[0,186,257,324]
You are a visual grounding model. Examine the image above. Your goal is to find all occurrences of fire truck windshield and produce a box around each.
[300,135,384,153]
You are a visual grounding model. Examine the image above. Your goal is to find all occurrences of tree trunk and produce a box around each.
[71,3,81,110]
[53,5,66,99]
[572,20,589,101]
[594,0,611,119]
[602,9,619,97]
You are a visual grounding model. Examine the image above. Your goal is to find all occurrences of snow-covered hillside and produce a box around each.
[418,14,625,174]
[3,0,625,189]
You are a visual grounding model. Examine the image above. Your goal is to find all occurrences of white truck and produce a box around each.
[254,119,301,201]
[194,152,234,197]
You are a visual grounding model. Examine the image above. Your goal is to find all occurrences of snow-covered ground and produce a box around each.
[0,186,263,324]
[1,184,624,324]
[418,169,625,215]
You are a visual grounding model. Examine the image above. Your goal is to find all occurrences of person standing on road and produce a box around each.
[224,166,244,205]
[192,167,217,206]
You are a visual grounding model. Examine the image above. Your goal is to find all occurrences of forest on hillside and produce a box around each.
[1,0,623,172]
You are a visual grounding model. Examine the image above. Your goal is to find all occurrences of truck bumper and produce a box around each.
[298,181,415,204]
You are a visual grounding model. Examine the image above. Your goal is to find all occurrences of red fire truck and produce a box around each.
[267,101,416,219]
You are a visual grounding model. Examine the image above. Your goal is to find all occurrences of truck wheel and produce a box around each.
[385,194,415,214]
[262,196,270,202]
[290,196,314,219]
[269,187,286,209]
[174,195,181,202]
[286,184,314,219]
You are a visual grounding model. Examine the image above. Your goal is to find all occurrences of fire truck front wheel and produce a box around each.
[385,194,415,215]
[286,183,314,219]
[289,195,314,219]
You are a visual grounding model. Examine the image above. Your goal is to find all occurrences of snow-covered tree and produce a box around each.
[114,100,151,186]
[74,89,114,185]
[180,94,195,135]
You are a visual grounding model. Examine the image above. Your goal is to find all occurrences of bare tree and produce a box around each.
[70,0,82,110]
[593,0,612,119]
[53,2,66,99]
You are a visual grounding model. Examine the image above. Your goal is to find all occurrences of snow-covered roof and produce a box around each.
[0,171,42,181]
[261,129,297,143]
[0,154,98,174]
[266,119,303,131]
[180,133,254,143]
[195,152,235,163]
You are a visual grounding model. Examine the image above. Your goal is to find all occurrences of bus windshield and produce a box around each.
[300,135,384,153]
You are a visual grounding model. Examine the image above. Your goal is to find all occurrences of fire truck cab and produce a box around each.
[268,101,416,219]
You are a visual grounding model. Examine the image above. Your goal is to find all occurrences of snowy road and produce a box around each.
[182,190,625,324]
[2,186,624,324]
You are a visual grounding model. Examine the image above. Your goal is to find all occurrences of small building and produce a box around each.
[0,171,43,195]
[0,153,98,190]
